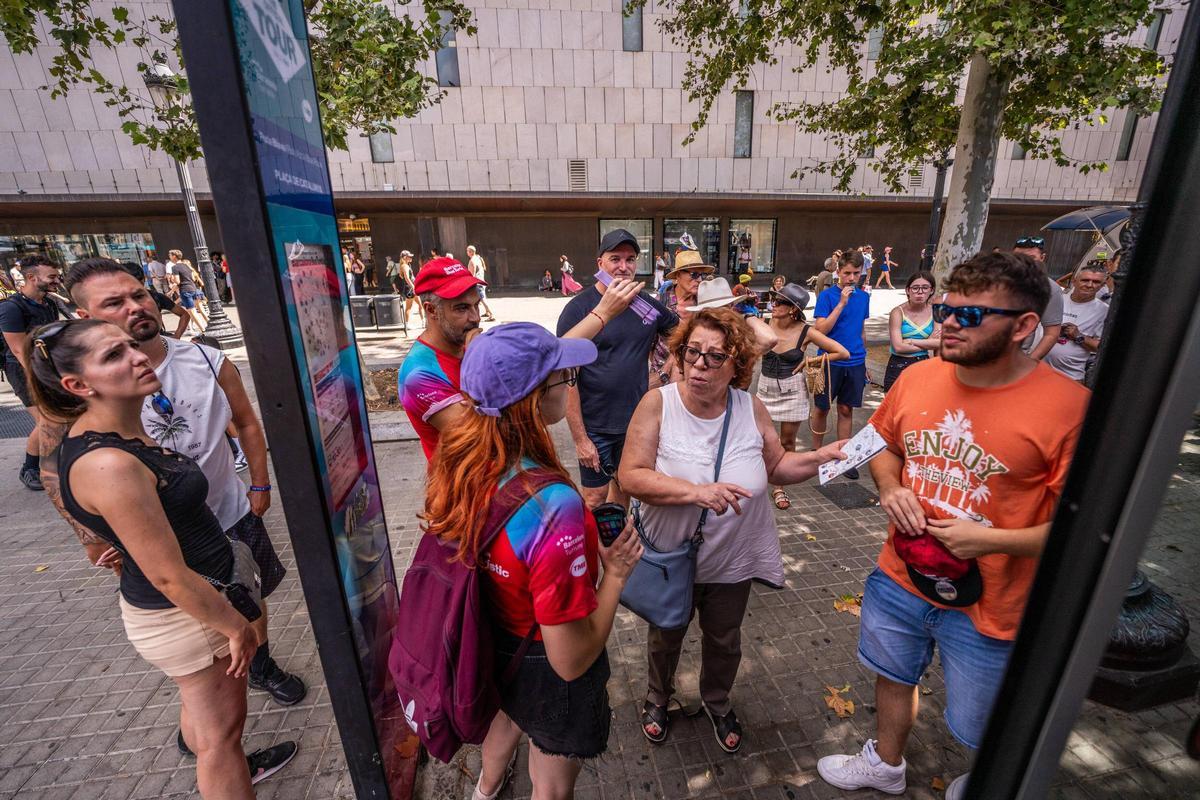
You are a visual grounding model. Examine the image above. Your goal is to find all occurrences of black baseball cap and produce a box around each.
[905,562,983,608]
[598,228,641,257]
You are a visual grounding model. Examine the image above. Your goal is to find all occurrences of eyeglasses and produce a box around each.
[150,390,174,417]
[679,345,730,369]
[932,303,1027,328]
[31,320,71,375]
[908,285,933,294]
[686,271,713,281]
[545,368,578,390]
[1015,236,1046,249]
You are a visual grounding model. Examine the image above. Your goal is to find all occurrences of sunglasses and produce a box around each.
[680,345,730,369]
[1015,236,1046,249]
[31,320,72,375]
[932,303,1027,328]
[545,368,578,390]
[686,271,714,281]
[150,390,174,417]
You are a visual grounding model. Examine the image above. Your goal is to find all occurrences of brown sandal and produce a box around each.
[772,488,790,510]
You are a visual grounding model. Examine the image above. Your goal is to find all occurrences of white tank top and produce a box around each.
[140,337,250,531]
[638,384,784,587]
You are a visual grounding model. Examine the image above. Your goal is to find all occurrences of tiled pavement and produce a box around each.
[1,294,1197,799]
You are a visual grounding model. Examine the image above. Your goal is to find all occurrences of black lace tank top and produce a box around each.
[58,431,233,610]
[761,324,810,379]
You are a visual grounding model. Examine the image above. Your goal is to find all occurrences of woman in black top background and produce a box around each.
[25,319,269,799]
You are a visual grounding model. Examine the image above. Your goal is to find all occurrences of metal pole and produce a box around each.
[921,152,951,270]
[171,157,243,348]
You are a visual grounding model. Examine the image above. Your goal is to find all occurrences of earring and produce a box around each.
[88,390,95,396]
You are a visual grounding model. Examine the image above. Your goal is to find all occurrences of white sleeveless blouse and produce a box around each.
[638,384,785,587]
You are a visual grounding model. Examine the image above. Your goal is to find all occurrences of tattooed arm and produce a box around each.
[38,418,121,573]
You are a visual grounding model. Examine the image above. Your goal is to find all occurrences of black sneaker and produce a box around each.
[249,659,307,706]
[177,728,193,757]
[19,467,43,491]
[845,467,860,480]
[247,741,298,785]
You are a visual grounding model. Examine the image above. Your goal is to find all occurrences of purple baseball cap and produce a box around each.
[461,322,597,416]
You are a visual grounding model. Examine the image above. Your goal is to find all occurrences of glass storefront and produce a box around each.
[664,218,720,269]
[0,233,156,273]
[728,219,777,274]
[599,218,653,275]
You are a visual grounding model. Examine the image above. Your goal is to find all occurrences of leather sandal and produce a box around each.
[641,699,670,744]
[772,487,790,510]
[704,705,743,753]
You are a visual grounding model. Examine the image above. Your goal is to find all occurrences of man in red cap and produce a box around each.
[399,257,486,459]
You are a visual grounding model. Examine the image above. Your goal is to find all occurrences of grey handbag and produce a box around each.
[620,389,733,630]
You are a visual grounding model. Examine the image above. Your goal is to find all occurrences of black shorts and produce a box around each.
[3,361,33,407]
[814,362,867,410]
[496,629,611,758]
[226,512,286,598]
[578,430,625,489]
[883,354,927,393]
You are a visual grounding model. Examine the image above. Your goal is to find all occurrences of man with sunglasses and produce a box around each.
[45,258,307,711]
[1012,235,1064,361]
[0,256,63,490]
[817,252,1089,799]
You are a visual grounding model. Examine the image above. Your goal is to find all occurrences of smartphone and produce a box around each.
[591,502,627,547]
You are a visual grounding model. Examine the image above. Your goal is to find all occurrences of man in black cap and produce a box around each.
[557,229,678,509]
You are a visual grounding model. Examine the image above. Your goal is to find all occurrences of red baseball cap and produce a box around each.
[412,257,486,298]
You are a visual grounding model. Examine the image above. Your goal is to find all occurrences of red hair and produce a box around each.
[422,389,572,565]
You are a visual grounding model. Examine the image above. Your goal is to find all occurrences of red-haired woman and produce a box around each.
[620,308,846,754]
[423,322,643,800]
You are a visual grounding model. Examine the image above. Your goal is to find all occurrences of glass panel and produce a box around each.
[1117,113,1140,161]
[0,232,156,273]
[369,132,394,163]
[734,91,754,158]
[728,219,776,274]
[1054,413,1200,797]
[598,218,652,275]
[622,2,642,52]
[867,26,883,60]
[435,14,460,88]
[663,218,720,269]
[1012,141,1027,160]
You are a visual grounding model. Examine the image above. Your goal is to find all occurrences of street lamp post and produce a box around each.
[142,55,243,349]
[921,149,953,271]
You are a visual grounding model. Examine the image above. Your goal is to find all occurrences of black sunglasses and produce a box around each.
[1015,236,1045,249]
[150,390,174,417]
[932,303,1027,328]
[31,320,72,376]
[545,368,578,390]
[679,345,730,369]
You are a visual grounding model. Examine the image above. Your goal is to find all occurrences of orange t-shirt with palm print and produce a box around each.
[869,357,1090,641]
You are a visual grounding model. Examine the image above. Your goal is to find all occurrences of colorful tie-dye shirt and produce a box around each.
[399,339,463,460]
[480,471,600,639]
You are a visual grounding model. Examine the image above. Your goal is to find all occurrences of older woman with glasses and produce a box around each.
[884,271,940,392]
[620,308,846,754]
[757,283,848,509]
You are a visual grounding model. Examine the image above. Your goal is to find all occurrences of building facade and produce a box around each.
[0,1,1184,287]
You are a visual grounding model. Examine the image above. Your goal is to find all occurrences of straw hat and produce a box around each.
[665,248,715,279]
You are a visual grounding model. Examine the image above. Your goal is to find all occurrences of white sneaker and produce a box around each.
[816,739,906,795]
[946,772,970,800]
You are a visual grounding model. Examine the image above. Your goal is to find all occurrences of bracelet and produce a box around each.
[588,310,606,331]
[249,484,272,493]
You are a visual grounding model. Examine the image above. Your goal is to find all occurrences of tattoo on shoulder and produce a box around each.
[37,420,104,546]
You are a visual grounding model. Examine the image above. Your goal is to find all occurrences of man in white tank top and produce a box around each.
[48,260,307,712]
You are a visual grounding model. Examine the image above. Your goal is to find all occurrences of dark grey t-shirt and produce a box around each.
[556,286,678,435]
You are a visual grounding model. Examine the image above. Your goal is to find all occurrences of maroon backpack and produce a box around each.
[388,468,560,763]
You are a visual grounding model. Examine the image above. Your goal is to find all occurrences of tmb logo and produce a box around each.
[247,0,305,84]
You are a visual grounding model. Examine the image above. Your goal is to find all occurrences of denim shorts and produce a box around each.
[495,630,611,758]
[179,290,205,310]
[578,430,625,489]
[857,568,1013,749]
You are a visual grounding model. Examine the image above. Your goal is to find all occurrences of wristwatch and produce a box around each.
[1072,335,1086,345]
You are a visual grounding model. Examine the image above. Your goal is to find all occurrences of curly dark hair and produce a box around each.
[944,252,1051,315]
[667,307,757,387]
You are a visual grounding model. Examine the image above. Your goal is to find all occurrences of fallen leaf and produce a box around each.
[33,565,48,573]
[920,686,934,696]
[833,593,863,616]
[932,776,947,791]
[805,534,817,541]
[823,684,855,718]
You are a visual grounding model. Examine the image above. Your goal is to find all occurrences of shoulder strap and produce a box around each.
[192,341,221,381]
[476,467,565,685]
[693,388,735,540]
[798,323,811,346]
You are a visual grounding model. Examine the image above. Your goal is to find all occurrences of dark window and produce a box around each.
[1117,113,1139,161]
[1146,9,1166,50]
[1012,142,1026,160]
[435,13,460,88]
[734,91,753,159]
[622,2,642,53]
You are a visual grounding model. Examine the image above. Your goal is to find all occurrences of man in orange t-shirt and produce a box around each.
[818,252,1090,799]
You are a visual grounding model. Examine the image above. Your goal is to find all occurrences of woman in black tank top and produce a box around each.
[25,319,261,799]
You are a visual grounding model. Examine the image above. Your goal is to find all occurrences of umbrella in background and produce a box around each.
[1043,205,1131,276]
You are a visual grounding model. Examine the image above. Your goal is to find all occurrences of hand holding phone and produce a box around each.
[592,502,627,547]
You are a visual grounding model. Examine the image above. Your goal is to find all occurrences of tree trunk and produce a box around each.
[932,53,1011,283]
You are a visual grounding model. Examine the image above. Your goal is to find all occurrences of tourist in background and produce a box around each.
[884,271,939,392]
[560,255,583,295]
[875,245,898,289]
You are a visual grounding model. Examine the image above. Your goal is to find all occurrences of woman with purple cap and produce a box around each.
[422,322,644,800]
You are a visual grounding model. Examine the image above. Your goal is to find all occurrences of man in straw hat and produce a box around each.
[650,238,716,389]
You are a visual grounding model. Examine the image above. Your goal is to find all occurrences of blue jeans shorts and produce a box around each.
[814,362,867,410]
[179,290,205,310]
[578,430,625,489]
[857,568,1013,749]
